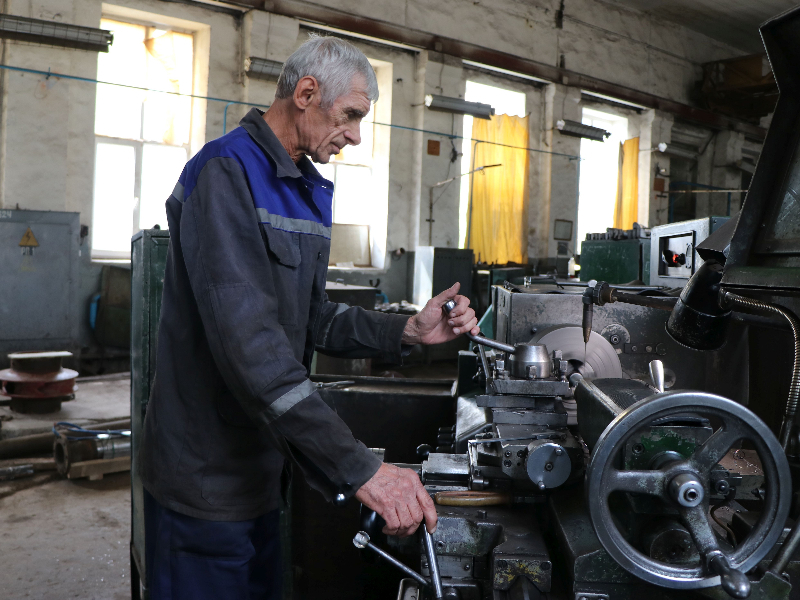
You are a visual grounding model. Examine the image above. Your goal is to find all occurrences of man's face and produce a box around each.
[300,75,371,164]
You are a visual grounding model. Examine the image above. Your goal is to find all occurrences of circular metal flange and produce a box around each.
[526,442,570,489]
[586,391,791,590]
[530,324,622,379]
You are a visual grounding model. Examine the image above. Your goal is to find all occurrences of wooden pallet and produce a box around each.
[66,456,130,481]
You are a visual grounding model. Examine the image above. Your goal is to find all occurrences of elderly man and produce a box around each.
[139,36,478,599]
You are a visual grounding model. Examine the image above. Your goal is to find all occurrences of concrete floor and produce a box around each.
[0,470,130,599]
[0,374,132,599]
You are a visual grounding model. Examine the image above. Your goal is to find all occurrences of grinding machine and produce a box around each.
[351,7,800,600]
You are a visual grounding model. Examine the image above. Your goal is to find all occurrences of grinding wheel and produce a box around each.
[530,324,622,379]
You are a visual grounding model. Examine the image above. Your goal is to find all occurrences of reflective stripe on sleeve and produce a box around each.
[171,181,185,202]
[319,303,350,347]
[265,379,317,423]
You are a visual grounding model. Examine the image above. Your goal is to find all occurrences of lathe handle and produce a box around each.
[442,299,516,354]
[649,359,665,393]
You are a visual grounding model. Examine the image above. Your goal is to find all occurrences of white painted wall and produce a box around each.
[0,0,753,272]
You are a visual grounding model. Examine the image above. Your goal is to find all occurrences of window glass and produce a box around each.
[92,18,194,255]
[92,143,136,253]
[332,164,373,225]
[576,108,629,253]
[140,144,187,230]
[142,30,194,145]
[95,20,146,139]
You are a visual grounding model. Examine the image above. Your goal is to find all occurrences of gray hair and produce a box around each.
[276,35,379,108]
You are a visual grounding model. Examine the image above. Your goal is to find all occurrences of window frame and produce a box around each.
[90,11,206,260]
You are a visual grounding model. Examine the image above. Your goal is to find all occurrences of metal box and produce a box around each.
[580,238,651,284]
[413,247,474,361]
[649,217,729,287]
[0,209,81,366]
[130,228,170,597]
[412,246,474,306]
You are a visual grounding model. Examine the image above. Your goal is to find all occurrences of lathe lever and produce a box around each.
[649,360,665,393]
[353,531,430,589]
[422,527,444,599]
[443,299,516,354]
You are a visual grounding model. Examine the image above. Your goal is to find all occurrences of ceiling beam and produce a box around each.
[250,0,766,140]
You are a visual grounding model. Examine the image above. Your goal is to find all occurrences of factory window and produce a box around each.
[316,58,392,269]
[459,81,527,250]
[92,18,194,258]
[576,108,629,254]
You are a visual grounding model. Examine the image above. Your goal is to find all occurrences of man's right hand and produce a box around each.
[355,462,437,537]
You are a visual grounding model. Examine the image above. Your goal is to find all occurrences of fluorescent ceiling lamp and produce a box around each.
[425,94,495,120]
[245,56,284,81]
[556,119,610,142]
[0,14,113,52]
[661,143,699,160]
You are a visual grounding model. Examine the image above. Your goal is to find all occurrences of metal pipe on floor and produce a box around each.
[0,418,130,459]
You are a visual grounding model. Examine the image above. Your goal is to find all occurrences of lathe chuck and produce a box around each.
[530,324,623,379]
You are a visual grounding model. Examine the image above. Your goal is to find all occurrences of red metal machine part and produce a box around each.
[0,351,78,414]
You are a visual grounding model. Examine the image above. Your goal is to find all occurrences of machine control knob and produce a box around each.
[525,442,571,490]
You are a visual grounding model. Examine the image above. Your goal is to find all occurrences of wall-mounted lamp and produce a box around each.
[0,14,113,52]
[556,119,610,142]
[642,142,669,153]
[424,94,495,119]
[245,57,284,81]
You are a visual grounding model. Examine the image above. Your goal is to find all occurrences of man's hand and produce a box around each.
[355,463,437,537]
[402,282,479,345]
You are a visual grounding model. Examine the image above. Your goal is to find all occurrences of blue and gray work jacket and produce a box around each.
[139,108,410,521]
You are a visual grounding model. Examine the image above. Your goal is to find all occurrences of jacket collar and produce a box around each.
[240,108,303,179]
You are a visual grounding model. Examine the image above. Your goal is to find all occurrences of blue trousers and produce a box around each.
[144,489,282,600]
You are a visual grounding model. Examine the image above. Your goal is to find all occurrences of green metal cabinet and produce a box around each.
[580,238,651,284]
[130,229,170,599]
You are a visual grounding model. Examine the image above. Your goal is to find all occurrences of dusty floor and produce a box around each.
[0,471,130,599]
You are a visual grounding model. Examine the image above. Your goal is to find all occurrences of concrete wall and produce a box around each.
[0,0,755,301]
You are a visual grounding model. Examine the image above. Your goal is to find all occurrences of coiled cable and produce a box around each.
[720,291,800,451]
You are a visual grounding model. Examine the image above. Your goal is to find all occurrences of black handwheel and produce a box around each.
[586,391,790,598]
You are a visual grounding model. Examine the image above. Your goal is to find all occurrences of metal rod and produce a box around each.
[353,532,429,588]
[769,518,800,575]
[610,291,679,312]
[423,528,444,599]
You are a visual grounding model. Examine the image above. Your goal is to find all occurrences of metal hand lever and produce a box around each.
[708,552,751,599]
[649,360,665,393]
[353,531,430,588]
[442,299,516,354]
[422,528,444,599]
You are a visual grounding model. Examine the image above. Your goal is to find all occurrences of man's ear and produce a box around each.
[293,76,320,111]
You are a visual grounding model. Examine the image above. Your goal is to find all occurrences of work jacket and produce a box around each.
[139,108,410,521]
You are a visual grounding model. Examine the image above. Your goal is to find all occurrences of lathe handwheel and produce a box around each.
[586,391,791,592]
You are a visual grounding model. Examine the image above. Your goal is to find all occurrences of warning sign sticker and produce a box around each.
[19,227,39,247]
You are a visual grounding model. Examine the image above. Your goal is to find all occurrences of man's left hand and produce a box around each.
[402,282,479,345]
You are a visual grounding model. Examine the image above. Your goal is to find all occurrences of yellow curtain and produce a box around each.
[614,137,639,229]
[468,114,529,264]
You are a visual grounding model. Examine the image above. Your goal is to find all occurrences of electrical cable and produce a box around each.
[53,421,131,439]
[721,291,800,451]
[0,63,582,159]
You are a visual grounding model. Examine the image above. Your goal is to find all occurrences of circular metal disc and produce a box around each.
[0,367,78,383]
[530,324,622,379]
